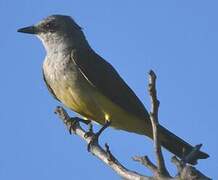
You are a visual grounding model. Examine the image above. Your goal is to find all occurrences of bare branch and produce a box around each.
[148,70,170,177]
[133,156,157,174]
[54,106,154,180]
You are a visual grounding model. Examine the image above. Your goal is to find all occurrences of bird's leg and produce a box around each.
[88,122,93,132]
[68,117,91,134]
[84,121,94,138]
[87,120,111,151]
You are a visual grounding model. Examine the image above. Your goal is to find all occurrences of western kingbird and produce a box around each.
[18,15,208,164]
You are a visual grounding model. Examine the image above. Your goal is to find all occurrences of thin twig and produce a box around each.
[133,156,157,174]
[148,70,170,177]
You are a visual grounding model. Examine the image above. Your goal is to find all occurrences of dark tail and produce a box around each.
[157,125,209,165]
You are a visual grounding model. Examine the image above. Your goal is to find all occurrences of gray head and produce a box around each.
[18,15,88,51]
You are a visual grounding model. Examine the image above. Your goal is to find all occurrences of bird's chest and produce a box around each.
[43,54,102,118]
[43,53,78,88]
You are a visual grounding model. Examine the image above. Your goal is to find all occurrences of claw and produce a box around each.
[68,118,79,134]
[87,120,111,152]
[84,122,94,138]
[67,117,91,134]
[87,133,98,152]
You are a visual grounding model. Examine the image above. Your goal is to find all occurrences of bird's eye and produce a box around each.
[43,22,57,32]
[45,22,53,29]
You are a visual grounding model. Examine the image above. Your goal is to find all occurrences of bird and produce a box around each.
[17,14,209,164]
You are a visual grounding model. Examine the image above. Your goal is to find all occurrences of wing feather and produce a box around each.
[71,48,149,120]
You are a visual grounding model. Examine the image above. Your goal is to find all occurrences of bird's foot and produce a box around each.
[84,122,94,138]
[87,120,111,152]
[68,117,91,134]
[67,117,80,134]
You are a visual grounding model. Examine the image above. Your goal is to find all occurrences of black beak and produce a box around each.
[17,26,37,34]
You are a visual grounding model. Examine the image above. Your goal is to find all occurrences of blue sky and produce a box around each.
[1,0,217,179]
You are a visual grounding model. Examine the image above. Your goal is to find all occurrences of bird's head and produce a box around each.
[18,15,81,36]
[18,15,85,51]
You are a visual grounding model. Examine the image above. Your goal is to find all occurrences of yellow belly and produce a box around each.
[56,81,148,135]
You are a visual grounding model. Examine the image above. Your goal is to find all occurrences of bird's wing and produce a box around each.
[42,69,60,101]
[71,48,149,120]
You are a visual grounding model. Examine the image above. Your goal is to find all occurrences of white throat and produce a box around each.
[37,33,72,55]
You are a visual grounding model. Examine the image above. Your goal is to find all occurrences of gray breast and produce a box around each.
[42,51,104,119]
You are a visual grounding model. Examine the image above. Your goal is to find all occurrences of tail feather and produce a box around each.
[156,125,209,165]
